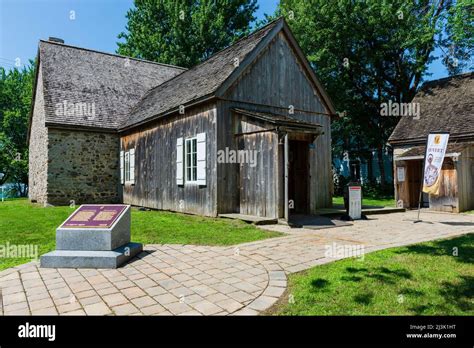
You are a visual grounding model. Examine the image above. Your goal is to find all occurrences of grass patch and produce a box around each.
[0,199,281,271]
[333,196,395,208]
[272,234,474,315]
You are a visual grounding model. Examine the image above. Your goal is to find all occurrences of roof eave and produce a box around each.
[26,47,41,144]
[119,94,217,133]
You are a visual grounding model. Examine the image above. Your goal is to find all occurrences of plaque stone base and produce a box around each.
[40,242,143,269]
[40,205,143,269]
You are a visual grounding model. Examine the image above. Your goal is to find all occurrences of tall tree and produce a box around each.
[0,63,34,195]
[117,0,258,68]
[274,0,473,184]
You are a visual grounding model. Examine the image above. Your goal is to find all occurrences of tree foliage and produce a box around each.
[274,0,473,183]
[0,63,35,195]
[117,0,258,68]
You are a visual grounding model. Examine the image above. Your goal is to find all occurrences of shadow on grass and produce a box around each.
[439,276,474,313]
[408,276,473,314]
[341,266,412,285]
[395,234,474,264]
[311,278,330,289]
[354,292,374,305]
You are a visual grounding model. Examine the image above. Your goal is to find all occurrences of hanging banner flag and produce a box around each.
[422,132,450,195]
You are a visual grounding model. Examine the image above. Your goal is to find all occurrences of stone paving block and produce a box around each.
[163,301,192,315]
[31,307,58,315]
[3,292,27,306]
[169,286,194,298]
[179,310,203,316]
[248,296,278,311]
[75,289,98,299]
[63,309,86,315]
[29,298,55,311]
[158,279,181,290]
[83,301,112,315]
[144,286,167,297]
[153,293,179,305]
[57,302,82,314]
[121,287,147,300]
[140,303,167,315]
[103,293,129,307]
[112,303,140,315]
[232,307,259,316]
[114,280,135,290]
[96,287,118,296]
[133,277,157,289]
[193,300,222,315]
[215,298,243,313]
[131,295,157,308]
[205,292,228,304]
[79,295,102,306]
[227,291,255,303]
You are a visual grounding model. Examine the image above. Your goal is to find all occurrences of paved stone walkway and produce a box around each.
[0,210,473,316]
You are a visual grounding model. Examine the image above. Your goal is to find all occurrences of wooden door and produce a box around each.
[289,140,309,214]
[407,160,422,208]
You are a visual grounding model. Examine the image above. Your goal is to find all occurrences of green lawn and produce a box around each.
[271,234,474,315]
[0,199,281,271]
[333,196,395,207]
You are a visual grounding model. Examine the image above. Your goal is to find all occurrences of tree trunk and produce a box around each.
[377,145,386,184]
[367,150,374,183]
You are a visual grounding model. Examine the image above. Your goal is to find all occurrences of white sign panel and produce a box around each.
[397,167,405,182]
[348,186,362,220]
[422,133,449,195]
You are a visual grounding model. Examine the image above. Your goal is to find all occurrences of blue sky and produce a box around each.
[0,0,453,80]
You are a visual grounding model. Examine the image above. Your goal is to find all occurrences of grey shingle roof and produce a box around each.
[389,72,474,145]
[396,142,474,157]
[39,41,186,130]
[121,19,281,129]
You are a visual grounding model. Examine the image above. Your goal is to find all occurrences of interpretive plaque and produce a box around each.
[62,205,127,228]
[348,186,362,220]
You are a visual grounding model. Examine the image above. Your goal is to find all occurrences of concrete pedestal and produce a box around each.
[40,242,143,269]
[41,205,143,269]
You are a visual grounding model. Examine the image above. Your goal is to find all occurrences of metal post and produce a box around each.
[414,161,425,223]
[1,186,3,202]
[284,133,289,221]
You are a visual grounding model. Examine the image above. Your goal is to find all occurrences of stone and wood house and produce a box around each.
[28,18,336,220]
[389,72,474,213]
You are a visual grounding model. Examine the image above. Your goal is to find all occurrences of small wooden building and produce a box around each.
[28,18,336,221]
[389,72,474,213]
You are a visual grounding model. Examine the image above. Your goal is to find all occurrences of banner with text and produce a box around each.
[422,133,450,195]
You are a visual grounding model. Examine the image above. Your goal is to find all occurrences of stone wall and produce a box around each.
[47,129,121,205]
[28,64,48,203]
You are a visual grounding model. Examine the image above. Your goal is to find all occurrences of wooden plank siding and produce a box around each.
[217,31,333,215]
[237,116,279,218]
[120,103,217,216]
[456,145,474,212]
[429,158,459,212]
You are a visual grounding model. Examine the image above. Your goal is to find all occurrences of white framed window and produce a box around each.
[185,137,197,183]
[121,148,135,185]
[176,133,206,186]
[120,150,124,184]
[124,151,130,182]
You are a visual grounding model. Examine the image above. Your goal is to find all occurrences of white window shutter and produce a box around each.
[196,132,206,185]
[176,137,184,185]
[120,150,124,184]
[129,148,135,184]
